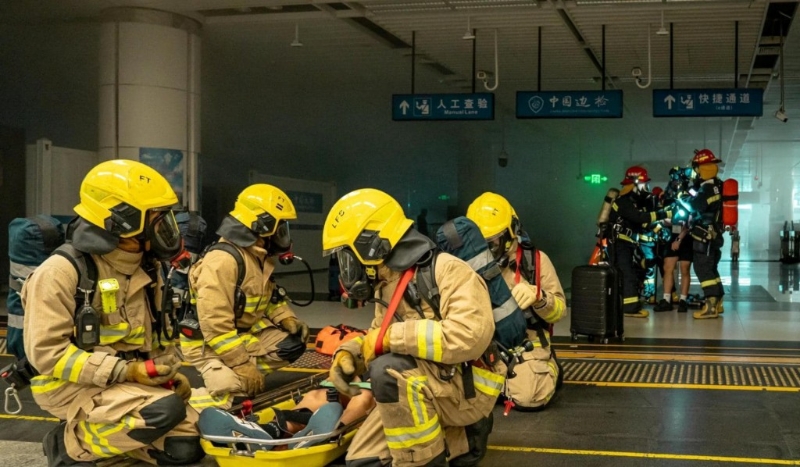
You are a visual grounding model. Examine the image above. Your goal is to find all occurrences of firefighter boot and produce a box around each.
[718,296,725,314]
[693,296,720,319]
[43,422,95,467]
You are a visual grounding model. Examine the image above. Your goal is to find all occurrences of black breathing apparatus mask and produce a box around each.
[144,210,192,270]
[336,248,379,302]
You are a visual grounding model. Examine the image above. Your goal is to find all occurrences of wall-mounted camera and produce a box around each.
[498,150,508,168]
[775,108,789,123]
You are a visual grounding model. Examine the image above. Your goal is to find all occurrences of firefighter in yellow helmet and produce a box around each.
[21,159,203,466]
[467,192,567,411]
[323,189,503,467]
[183,184,309,410]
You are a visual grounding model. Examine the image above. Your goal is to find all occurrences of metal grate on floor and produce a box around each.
[563,359,800,388]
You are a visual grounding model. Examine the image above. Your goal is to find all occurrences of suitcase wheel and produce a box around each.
[601,337,609,344]
[571,333,578,342]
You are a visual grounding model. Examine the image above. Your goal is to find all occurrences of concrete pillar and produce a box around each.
[99,8,201,210]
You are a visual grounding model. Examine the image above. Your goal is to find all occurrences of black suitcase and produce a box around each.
[570,265,624,344]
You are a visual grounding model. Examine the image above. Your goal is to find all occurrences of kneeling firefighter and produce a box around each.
[610,166,673,319]
[467,192,567,411]
[324,189,504,467]
[21,160,204,466]
[183,184,309,409]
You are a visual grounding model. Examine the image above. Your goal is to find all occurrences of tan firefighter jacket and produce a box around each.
[502,243,567,348]
[21,249,169,389]
[189,239,297,368]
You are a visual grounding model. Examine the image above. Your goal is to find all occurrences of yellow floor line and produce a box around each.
[488,445,800,465]
[558,351,800,365]
[0,414,59,422]
[565,381,800,392]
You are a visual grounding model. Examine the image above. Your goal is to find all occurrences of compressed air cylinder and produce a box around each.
[597,188,620,227]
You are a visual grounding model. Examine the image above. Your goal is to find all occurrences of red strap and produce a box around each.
[144,359,158,378]
[375,267,416,356]
[514,248,523,285]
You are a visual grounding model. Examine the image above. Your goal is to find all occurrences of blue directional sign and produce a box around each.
[516,90,623,119]
[653,89,763,117]
[392,93,494,121]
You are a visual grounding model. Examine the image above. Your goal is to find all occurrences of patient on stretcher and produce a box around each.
[199,381,374,451]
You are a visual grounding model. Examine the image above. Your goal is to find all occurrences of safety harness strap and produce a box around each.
[375,267,416,356]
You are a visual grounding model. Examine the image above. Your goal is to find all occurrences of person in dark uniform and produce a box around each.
[681,149,725,319]
[655,167,694,313]
[609,166,672,319]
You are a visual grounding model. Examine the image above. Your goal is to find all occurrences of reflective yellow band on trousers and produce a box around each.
[53,345,91,383]
[208,330,244,355]
[406,375,430,427]
[416,320,443,362]
[385,414,442,450]
[701,278,722,288]
[623,297,640,305]
[189,393,231,410]
[180,334,204,348]
[473,366,505,397]
[80,420,128,457]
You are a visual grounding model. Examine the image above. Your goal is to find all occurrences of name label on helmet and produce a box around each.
[139,175,151,183]
[331,210,346,229]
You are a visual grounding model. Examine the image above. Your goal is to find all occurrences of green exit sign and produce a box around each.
[584,174,608,184]
[438,194,451,201]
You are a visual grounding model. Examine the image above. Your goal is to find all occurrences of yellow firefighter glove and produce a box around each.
[124,360,181,386]
[280,316,310,343]
[329,350,361,397]
[171,372,192,402]
[512,283,539,309]
[361,328,391,366]
[232,361,265,397]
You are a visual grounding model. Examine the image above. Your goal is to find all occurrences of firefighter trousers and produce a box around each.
[614,241,643,314]
[693,237,724,298]
[31,378,202,465]
[345,354,504,467]
[182,326,305,410]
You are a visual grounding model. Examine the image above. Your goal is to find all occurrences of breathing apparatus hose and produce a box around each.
[278,252,315,307]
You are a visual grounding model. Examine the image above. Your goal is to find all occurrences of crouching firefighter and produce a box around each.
[21,160,203,466]
[182,184,309,410]
[323,189,504,467]
[467,192,567,411]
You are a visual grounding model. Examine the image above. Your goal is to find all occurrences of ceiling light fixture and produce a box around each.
[291,23,303,47]
[463,16,476,40]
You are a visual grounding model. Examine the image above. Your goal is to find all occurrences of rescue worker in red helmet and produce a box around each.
[608,166,673,318]
[680,149,725,319]
[22,159,203,466]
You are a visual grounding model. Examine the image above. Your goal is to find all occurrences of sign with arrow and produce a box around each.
[653,89,763,117]
[392,93,494,121]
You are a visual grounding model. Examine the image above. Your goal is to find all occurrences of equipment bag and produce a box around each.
[315,325,367,356]
[7,216,65,359]
[434,217,527,350]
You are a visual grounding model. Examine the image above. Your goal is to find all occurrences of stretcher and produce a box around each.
[200,373,365,467]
